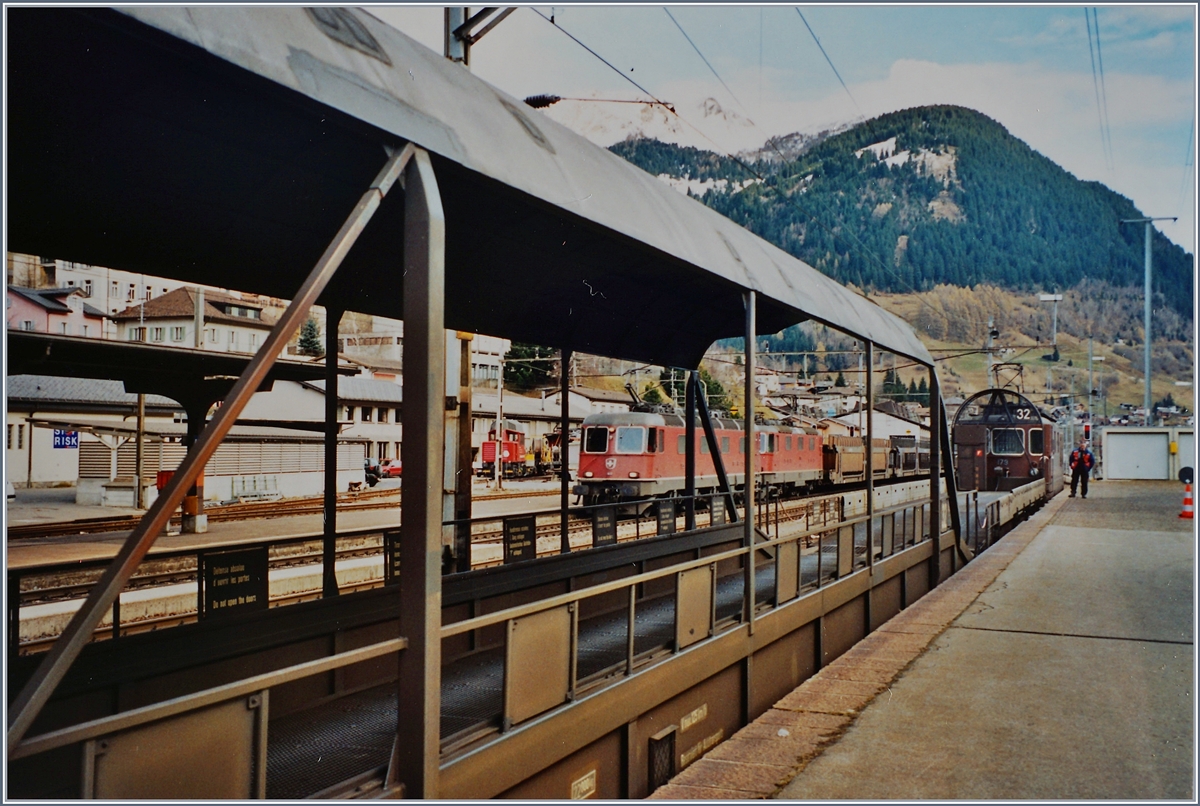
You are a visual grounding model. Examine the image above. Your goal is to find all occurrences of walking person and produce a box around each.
[1069,438,1096,499]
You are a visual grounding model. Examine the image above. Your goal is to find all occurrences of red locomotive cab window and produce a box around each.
[615,426,647,454]
[809,437,816,452]
[721,436,730,454]
[1028,428,1044,455]
[647,427,657,453]
[677,434,686,454]
[785,436,792,451]
[583,426,609,453]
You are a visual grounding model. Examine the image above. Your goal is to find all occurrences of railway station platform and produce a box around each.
[651,479,1194,800]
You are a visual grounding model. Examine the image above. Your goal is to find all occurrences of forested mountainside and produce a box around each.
[609,105,1193,321]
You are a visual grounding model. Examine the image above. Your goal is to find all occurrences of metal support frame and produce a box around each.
[684,371,697,531]
[864,342,874,569]
[928,367,942,586]
[6,144,416,758]
[743,291,756,630]
[323,308,344,598]
[560,347,572,554]
[939,395,969,563]
[394,147,446,798]
[695,373,736,522]
[455,333,474,573]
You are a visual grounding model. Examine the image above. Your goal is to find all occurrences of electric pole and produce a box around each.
[1120,216,1177,426]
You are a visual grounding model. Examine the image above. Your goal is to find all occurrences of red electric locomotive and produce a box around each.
[480,419,533,479]
[952,389,1065,493]
[573,412,824,506]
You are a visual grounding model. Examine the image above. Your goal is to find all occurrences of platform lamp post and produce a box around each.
[1120,216,1177,426]
[1089,350,1104,428]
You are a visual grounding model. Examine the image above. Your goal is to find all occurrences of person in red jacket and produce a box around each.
[1069,439,1096,499]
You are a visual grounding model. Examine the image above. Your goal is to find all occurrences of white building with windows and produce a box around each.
[112,287,274,353]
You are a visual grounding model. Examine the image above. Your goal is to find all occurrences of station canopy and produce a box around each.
[6,7,932,369]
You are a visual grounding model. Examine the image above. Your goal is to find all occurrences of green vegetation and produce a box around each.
[298,318,324,357]
[504,343,556,391]
[610,105,1194,320]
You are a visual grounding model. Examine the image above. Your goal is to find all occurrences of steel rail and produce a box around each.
[6,144,416,757]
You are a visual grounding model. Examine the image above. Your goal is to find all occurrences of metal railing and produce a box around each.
[438,494,940,738]
[9,638,406,798]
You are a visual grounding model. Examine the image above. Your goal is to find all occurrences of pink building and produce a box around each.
[7,285,107,337]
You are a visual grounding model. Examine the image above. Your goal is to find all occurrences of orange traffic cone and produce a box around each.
[1181,484,1194,519]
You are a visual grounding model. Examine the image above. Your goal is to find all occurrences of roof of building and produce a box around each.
[472,392,591,421]
[8,285,106,318]
[558,386,634,404]
[111,287,274,329]
[307,376,404,404]
[7,375,180,408]
[340,353,405,373]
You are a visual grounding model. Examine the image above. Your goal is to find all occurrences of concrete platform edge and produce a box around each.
[648,491,1070,800]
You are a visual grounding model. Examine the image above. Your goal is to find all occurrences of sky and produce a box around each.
[367,4,1197,254]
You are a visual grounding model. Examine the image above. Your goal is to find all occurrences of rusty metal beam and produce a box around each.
[5,143,415,758]
[395,147,446,798]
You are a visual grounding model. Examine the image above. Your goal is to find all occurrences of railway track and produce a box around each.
[6,485,559,540]
[11,481,922,653]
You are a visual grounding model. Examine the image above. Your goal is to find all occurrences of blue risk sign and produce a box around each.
[52,430,79,449]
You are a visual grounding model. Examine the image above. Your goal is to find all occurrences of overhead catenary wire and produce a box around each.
[1092,8,1116,170]
[530,7,674,115]
[663,8,753,120]
[794,8,860,116]
[527,8,994,341]
[1084,8,1113,170]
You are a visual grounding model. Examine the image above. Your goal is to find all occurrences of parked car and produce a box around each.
[382,458,403,478]
[364,457,382,487]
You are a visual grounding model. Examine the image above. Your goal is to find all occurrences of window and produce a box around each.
[128,327,146,341]
[378,441,389,459]
[786,436,792,451]
[990,428,1024,456]
[110,281,119,298]
[20,320,35,331]
[171,326,186,342]
[721,436,730,455]
[83,280,93,297]
[615,426,646,454]
[82,325,89,337]
[144,287,152,300]
[739,437,745,453]
[151,327,164,342]
[17,424,24,450]
[647,427,657,453]
[127,284,136,301]
[700,438,709,455]
[361,407,372,422]
[205,328,218,343]
[1028,429,1044,455]
[59,322,69,335]
[377,408,388,424]
[345,406,355,421]
[395,408,401,423]
[809,437,816,452]
[395,441,402,458]
[228,330,238,349]
[583,426,609,454]
[677,434,686,454]
[249,332,258,350]
[6,425,11,449]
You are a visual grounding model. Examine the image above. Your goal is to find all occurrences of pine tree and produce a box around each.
[298,318,324,357]
[835,370,847,387]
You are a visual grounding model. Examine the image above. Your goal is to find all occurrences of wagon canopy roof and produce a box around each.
[6,7,932,368]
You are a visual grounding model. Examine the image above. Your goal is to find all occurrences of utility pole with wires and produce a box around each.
[1120,216,1177,426]
[445,7,517,68]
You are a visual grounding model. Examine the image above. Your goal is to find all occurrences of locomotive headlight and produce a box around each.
[628,472,640,478]
[583,471,594,478]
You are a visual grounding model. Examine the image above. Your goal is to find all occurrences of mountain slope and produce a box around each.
[609,105,1194,320]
